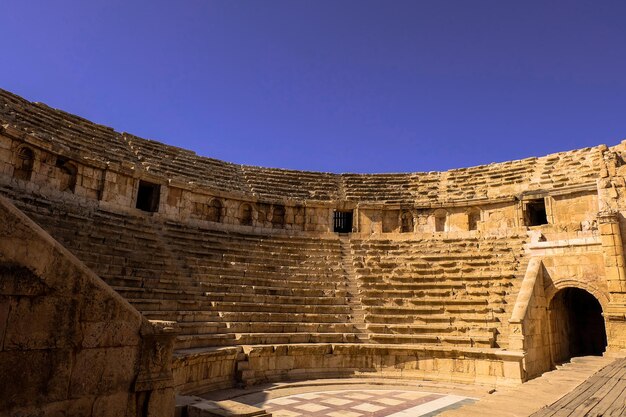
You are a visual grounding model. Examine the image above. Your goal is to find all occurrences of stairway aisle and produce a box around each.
[339,235,370,342]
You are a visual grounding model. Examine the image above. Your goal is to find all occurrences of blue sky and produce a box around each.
[2,1,625,173]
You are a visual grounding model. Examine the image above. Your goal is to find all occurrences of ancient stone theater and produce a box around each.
[1,88,625,416]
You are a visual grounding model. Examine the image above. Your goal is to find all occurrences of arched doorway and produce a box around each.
[549,287,607,363]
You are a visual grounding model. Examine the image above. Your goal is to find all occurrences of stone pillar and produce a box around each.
[598,211,626,352]
[135,320,179,417]
[598,211,626,293]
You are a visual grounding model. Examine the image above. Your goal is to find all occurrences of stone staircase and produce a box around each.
[339,235,369,342]
[0,182,529,353]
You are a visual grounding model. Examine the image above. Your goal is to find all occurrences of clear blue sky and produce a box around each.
[2,1,625,173]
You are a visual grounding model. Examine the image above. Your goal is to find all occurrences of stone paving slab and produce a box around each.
[256,389,475,417]
[439,356,619,417]
[192,356,626,417]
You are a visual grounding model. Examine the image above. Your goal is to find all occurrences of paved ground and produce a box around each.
[256,389,475,417]
[440,355,620,417]
[199,355,625,417]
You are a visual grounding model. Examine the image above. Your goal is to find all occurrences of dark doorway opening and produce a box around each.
[525,199,548,226]
[334,211,353,233]
[136,181,160,212]
[550,288,607,363]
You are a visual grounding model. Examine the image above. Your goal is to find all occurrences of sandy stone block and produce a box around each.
[603,245,618,257]
[221,359,235,376]
[502,360,523,380]
[475,359,494,377]
[324,354,343,369]
[288,343,331,356]
[209,362,223,378]
[10,397,96,417]
[607,280,624,293]
[0,135,12,149]
[92,392,132,417]
[289,354,308,370]
[69,347,137,397]
[80,292,141,327]
[248,345,274,357]
[249,355,268,370]
[275,355,295,370]
[419,357,435,372]
[147,388,175,417]
[0,349,72,410]
[436,358,453,374]
[0,149,12,164]
[81,320,140,348]
[397,355,418,370]
[287,368,308,379]
[4,295,76,350]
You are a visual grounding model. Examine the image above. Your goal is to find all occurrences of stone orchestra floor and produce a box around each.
[255,389,475,417]
[190,355,626,416]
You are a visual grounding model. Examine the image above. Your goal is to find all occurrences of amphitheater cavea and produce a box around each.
[1,88,625,416]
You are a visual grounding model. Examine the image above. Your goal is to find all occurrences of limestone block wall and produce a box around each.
[239,344,525,388]
[0,196,177,417]
[508,258,551,379]
[0,88,615,240]
[550,192,599,231]
[172,347,242,395]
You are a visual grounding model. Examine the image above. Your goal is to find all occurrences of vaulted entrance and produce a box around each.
[549,287,607,363]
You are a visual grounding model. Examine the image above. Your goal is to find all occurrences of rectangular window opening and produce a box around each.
[334,210,353,233]
[136,181,160,212]
[525,198,548,226]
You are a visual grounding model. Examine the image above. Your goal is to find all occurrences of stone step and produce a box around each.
[176,332,360,348]
[143,310,352,324]
[176,321,357,335]
[369,333,494,348]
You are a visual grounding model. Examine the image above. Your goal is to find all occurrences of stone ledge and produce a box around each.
[173,343,526,396]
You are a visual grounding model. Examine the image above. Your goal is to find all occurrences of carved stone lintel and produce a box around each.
[597,210,620,225]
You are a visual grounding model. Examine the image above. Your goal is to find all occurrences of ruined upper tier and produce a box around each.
[0,88,606,203]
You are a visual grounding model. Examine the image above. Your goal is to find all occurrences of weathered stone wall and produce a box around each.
[0,196,177,417]
[240,344,525,388]
[508,259,552,379]
[0,89,613,239]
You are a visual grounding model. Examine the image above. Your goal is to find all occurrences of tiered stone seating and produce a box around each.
[0,89,136,167]
[350,235,527,348]
[148,224,357,348]
[123,133,248,193]
[443,158,538,200]
[340,147,603,205]
[409,172,442,204]
[342,173,416,203]
[0,186,358,350]
[241,165,339,201]
[534,146,603,189]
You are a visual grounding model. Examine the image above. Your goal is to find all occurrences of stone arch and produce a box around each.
[207,198,223,223]
[239,203,254,226]
[467,207,481,231]
[272,205,285,227]
[400,210,413,233]
[544,279,610,310]
[13,146,35,181]
[433,209,447,232]
[548,286,608,363]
